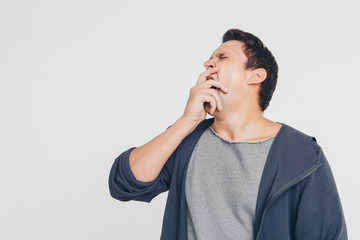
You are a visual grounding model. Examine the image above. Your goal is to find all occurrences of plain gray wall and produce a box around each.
[1,0,359,239]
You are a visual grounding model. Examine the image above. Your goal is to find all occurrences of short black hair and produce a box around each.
[222,29,279,112]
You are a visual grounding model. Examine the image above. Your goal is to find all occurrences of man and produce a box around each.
[108,29,347,239]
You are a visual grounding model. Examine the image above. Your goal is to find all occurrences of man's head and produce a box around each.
[203,28,278,113]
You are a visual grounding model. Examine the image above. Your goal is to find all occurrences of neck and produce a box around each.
[210,102,276,142]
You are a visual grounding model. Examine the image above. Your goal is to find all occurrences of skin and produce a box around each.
[202,40,282,141]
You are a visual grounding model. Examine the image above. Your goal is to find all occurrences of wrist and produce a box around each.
[176,117,198,133]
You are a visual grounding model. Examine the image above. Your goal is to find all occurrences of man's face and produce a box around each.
[203,40,255,115]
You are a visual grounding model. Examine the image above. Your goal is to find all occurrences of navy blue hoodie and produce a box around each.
[109,117,347,239]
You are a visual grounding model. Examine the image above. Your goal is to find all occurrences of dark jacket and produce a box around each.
[109,117,347,239]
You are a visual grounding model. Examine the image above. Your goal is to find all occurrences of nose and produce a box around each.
[203,59,217,69]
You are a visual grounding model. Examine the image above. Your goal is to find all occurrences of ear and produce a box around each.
[248,68,267,85]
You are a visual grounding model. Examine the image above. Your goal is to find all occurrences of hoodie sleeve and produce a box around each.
[295,147,348,239]
[108,125,176,203]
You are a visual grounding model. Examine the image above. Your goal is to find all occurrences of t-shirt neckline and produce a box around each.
[208,126,277,144]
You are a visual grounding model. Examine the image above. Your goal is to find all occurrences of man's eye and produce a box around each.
[220,56,226,59]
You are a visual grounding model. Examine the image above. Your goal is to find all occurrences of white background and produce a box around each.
[1,0,359,239]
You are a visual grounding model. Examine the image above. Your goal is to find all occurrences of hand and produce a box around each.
[181,66,229,127]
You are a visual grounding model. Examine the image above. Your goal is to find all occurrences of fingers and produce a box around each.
[196,67,228,94]
[196,66,219,85]
[192,67,228,115]
[201,95,217,115]
[200,79,229,94]
[202,88,223,112]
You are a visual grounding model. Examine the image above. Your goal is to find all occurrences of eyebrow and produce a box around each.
[208,52,226,60]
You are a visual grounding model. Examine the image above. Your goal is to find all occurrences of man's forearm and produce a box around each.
[129,117,196,183]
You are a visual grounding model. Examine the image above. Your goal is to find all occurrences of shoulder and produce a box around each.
[273,122,323,169]
[279,122,320,151]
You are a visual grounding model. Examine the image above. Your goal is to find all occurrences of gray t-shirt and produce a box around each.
[185,127,275,240]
